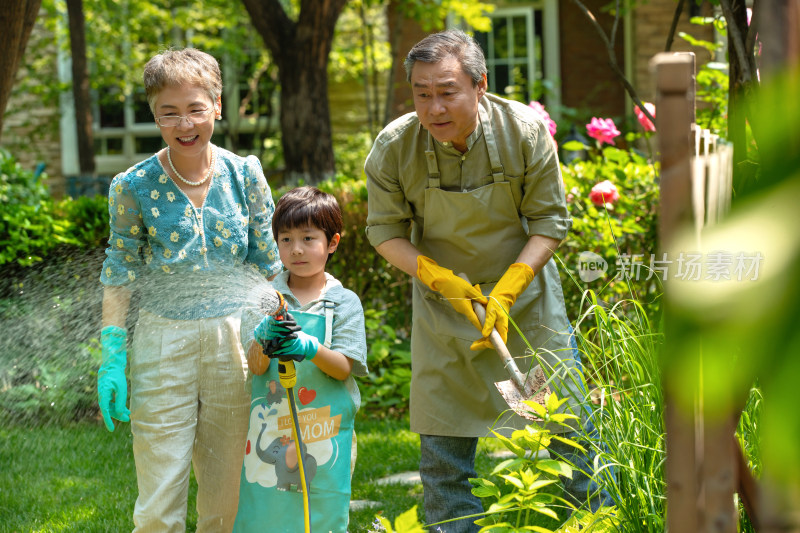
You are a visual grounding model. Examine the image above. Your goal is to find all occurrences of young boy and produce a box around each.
[233,186,368,533]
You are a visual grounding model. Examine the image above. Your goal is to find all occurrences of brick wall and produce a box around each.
[560,0,627,120]
[633,0,716,103]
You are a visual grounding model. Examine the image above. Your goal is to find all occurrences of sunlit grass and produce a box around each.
[0,423,198,532]
[0,415,544,532]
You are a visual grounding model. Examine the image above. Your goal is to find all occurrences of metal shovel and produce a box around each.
[460,274,551,421]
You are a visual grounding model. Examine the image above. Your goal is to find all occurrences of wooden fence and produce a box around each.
[652,51,749,533]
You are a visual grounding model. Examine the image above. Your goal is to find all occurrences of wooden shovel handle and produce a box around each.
[458,274,525,389]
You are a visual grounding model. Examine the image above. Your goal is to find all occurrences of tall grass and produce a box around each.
[572,291,666,531]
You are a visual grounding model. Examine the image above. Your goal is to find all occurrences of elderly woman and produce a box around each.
[97,48,282,532]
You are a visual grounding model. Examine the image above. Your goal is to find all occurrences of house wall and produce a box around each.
[559,0,627,121]
[385,1,717,129]
[633,0,716,104]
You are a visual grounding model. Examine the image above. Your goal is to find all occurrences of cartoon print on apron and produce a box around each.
[235,302,355,533]
[410,105,581,437]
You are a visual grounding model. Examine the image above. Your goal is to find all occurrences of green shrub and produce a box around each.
[0,149,70,267]
[56,194,109,248]
[358,309,412,417]
[0,149,109,425]
[0,149,109,268]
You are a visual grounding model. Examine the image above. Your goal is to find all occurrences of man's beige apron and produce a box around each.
[410,106,584,437]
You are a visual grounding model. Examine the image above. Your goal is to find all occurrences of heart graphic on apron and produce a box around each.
[298,386,316,405]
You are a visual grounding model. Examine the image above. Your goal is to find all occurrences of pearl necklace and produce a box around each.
[167,146,216,187]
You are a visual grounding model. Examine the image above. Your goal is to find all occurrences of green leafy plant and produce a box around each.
[358,308,412,417]
[56,194,110,248]
[469,394,586,532]
[0,150,110,268]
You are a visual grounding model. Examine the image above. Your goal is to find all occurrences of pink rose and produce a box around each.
[589,180,620,207]
[634,102,656,132]
[529,101,557,137]
[586,117,621,145]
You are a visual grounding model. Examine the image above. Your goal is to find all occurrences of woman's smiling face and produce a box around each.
[154,84,219,159]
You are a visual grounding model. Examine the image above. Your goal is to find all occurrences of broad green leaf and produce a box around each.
[521,400,547,418]
[393,505,425,532]
[492,429,526,456]
[536,458,573,478]
[545,392,567,414]
[562,140,591,151]
[499,473,525,489]
[528,504,559,520]
[470,478,500,498]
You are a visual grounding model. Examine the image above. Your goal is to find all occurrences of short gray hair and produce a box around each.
[404,29,487,86]
[143,48,222,113]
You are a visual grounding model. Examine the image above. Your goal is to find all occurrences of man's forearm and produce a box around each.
[374,238,422,278]
[515,235,562,274]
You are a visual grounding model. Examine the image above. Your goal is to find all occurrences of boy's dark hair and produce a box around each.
[272,186,343,257]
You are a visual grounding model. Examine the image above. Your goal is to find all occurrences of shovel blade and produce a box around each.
[494,366,551,421]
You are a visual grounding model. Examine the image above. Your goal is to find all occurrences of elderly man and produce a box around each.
[364,30,610,532]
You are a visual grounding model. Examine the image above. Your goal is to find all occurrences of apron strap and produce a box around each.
[425,133,441,189]
[479,105,505,183]
[323,300,334,348]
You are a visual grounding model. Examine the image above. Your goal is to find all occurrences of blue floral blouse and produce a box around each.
[100,147,282,319]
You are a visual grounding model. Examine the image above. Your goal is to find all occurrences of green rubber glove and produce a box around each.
[98,325,131,432]
[272,328,319,362]
[470,263,535,351]
[254,315,300,346]
[416,256,488,331]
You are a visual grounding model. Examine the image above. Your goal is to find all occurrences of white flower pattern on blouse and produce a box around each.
[100,148,282,287]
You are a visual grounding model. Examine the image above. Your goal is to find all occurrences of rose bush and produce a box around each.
[558,137,661,322]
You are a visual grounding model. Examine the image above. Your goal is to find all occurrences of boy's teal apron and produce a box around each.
[234,305,355,533]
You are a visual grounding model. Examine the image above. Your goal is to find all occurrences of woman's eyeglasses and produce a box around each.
[155,109,213,128]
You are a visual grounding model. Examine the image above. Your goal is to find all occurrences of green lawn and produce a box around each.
[0,415,515,532]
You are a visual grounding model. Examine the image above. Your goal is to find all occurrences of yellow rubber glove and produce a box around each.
[470,263,535,351]
[417,256,488,331]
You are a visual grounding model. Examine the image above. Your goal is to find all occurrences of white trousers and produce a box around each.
[130,310,250,533]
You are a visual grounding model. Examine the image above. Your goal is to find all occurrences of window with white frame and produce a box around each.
[472,1,560,110]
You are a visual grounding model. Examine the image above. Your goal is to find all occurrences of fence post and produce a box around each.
[654,50,741,533]
[652,51,699,533]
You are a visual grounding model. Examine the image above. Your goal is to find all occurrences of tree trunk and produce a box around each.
[0,0,42,143]
[241,0,347,185]
[725,0,755,193]
[66,0,95,175]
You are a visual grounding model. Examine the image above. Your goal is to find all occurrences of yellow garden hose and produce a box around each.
[273,292,312,533]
